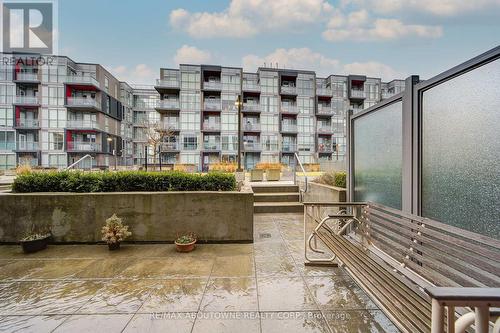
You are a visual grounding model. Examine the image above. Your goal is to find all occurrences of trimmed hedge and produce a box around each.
[312,171,346,188]
[12,171,237,193]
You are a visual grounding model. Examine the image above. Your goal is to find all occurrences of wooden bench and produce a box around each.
[304,202,500,333]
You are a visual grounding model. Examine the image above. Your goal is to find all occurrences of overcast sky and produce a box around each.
[59,0,500,84]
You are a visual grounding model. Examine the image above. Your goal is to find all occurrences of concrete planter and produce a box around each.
[0,191,254,243]
[250,169,264,181]
[299,181,346,203]
[266,169,281,181]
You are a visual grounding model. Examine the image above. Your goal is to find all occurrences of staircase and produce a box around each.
[252,185,303,213]
[0,183,11,193]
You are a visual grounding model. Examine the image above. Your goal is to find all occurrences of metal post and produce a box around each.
[158,145,162,171]
[475,306,489,333]
[145,146,148,171]
[236,94,243,172]
[113,138,117,171]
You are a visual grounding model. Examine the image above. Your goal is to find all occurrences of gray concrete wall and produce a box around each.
[299,181,346,203]
[0,191,253,243]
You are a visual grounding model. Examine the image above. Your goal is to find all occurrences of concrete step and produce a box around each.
[254,202,304,213]
[254,192,300,203]
[0,184,11,192]
[252,185,299,193]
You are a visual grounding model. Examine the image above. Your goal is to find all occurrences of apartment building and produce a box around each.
[0,53,404,170]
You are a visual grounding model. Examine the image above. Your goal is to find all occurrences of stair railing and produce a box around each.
[65,154,93,170]
[293,152,308,201]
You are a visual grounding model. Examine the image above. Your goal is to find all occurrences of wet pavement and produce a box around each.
[0,213,399,332]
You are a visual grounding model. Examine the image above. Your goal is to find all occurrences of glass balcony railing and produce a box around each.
[0,142,16,150]
[242,103,261,112]
[317,105,333,115]
[17,141,39,151]
[281,143,297,152]
[66,120,100,130]
[203,142,221,151]
[281,86,297,94]
[161,121,179,131]
[14,96,39,105]
[67,142,101,152]
[350,89,366,98]
[244,141,261,150]
[156,79,180,89]
[203,81,222,90]
[243,122,260,131]
[203,122,221,131]
[15,73,39,82]
[156,99,180,109]
[261,143,279,151]
[242,82,260,92]
[159,142,179,151]
[281,104,298,114]
[317,125,333,134]
[66,97,101,110]
[204,99,221,111]
[65,75,100,88]
[318,143,334,153]
[16,119,40,128]
[316,87,332,96]
[281,124,298,133]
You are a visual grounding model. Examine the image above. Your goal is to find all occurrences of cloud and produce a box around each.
[242,48,405,80]
[323,18,443,42]
[174,45,212,64]
[108,64,156,85]
[170,0,333,38]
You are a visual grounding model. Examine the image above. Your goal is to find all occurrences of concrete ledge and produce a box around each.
[0,191,254,243]
[298,181,346,203]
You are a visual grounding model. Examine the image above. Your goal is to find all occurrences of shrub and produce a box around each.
[16,164,32,175]
[313,171,346,188]
[101,214,131,244]
[209,162,237,172]
[12,171,237,193]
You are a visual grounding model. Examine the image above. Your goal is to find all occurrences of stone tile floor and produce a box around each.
[0,213,399,333]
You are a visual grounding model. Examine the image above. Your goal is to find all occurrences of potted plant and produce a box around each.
[101,214,132,251]
[250,169,264,181]
[175,232,197,252]
[20,231,51,254]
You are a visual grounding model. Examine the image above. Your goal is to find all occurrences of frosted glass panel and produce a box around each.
[354,101,402,209]
[422,59,500,238]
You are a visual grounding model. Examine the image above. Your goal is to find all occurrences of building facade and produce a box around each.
[0,53,404,170]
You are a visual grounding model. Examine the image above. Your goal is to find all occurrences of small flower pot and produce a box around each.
[20,236,50,254]
[250,169,264,181]
[175,240,196,252]
[108,242,120,251]
[266,169,281,181]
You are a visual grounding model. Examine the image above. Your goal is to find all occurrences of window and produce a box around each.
[0,154,15,170]
[48,154,66,168]
[298,117,314,134]
[47,108,66,128]
[0,84,15,104]
[222,93,238,112]
[0,107,13,126]
[221,135,238,151]
[260,114,279,132]
[260,76,278,95]
[181,71,201,90]
[297,97,314,115]
[260,96,278,113]
[0,131,15,150]
[104,77,109,92]
[180,153,199,165]
[298,134,314,152]
[180,112,200,131]
[48,132,64,150]
[180,91,201,111]
[182,135,198,150]
[221,113,237,131]
[222,73,240,92]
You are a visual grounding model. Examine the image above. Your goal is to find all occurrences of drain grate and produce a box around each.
[259,233,272,239]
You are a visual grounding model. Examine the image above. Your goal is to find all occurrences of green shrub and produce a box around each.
[12,171,236,193]
[313,171,346,188]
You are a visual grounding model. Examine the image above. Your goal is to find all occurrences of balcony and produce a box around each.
[159,142,179,152]
[242,103,261,113]
[281,86,297,95]
[243,122,260,132]
[203,142,221,151]
[66,120,101,130]
[381,92,392,99]
[281,143,297,152]
[242,82,260,92]
[156,99,180,110]
[67,141,101,152]
[350,89,366,99]
[203,81,222,90]
[243,141,261,151]
[0,142,16,151]
[202,122,221,131]
[14,73,40,83]
[261,143,279,151]
[317,125,333,134]
[204,99,221,111]
[281,124,298,133]
[281,104,298,114]
[317,143,334,153]
[14,96,39,106]
[15,119,40,128]
[316,87,332,97]
[65,97,101,111]
[155,79,180,89]
[317,105,333,115]
[16,141,39,151]
[160,121,180,131]
[65,76,100,89]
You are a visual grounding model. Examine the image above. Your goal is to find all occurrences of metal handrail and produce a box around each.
[65,154,93,170]
[293,152,308,200]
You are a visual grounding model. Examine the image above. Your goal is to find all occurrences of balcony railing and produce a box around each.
[203,81,222,90]
[281,86,297,94]
[281,124,298,133]
[66,120,100,130]
[156,79,180,89]
[0,142,16,150]
[317,126,333,134]
[316,87,332,96]
[317,144,334,153]
[16,119,40,128]
[65,75,100,88]
[204,99,221,111]
[160,121,179,131]
[261,143,279,151]
[67,142,101,152]
[14,96,39,105]
[159,142,179,151]
[203,142,221,151]
[350,89,366,98]
[15,73,39,82]
[156,99,180,110]
[281,104,298,114]
[317,105,333,115]
[242,82,260,92]
[381,92,392,99]
[281,143,297,152]
[66,97,101,110]
[17,142,39,151]
[202,122,221,131]
[244,141,261,150]
[243,123,260,131]
[242,103,261,112]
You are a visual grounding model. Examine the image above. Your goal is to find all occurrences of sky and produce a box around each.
[58,0,500,84]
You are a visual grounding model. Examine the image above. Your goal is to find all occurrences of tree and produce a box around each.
[141,120,175,171]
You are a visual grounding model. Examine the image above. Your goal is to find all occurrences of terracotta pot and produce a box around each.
[20,235,50,254]
[175,240,196,252]
[108,242,120,251]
